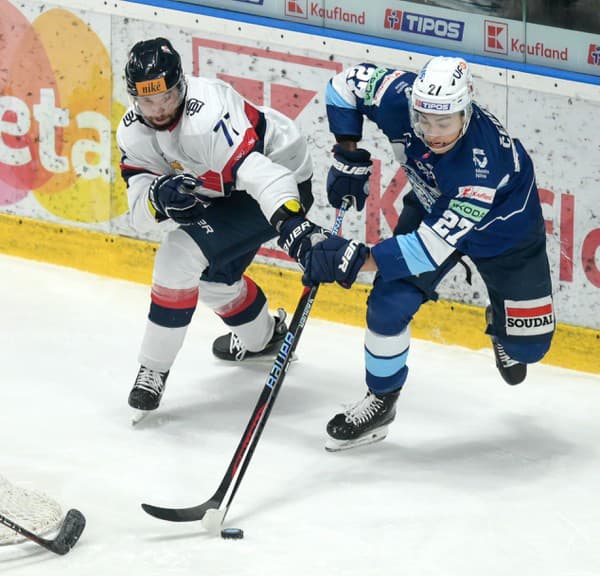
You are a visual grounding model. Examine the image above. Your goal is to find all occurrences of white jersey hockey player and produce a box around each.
[117,38,329,417]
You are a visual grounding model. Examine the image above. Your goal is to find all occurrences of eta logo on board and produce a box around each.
[589,44,600,65]
[0,1,123,223]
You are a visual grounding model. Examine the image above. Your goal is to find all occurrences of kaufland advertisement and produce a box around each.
[0,0,599,331]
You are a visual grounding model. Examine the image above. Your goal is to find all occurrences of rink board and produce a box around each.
[1,213,597,375]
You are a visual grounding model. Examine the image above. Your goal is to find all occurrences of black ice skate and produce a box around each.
[129,366,169,424]
[325,389,400,452]
[486,306,527,385]
[212,308,289,362]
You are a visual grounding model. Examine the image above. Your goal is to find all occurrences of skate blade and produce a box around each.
[325,425,389,452]
[131,409,152,426]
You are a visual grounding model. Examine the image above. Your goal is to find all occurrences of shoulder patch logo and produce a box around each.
[123,110,138,127]
[186,98,205,116]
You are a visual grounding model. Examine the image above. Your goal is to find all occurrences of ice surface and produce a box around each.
[1,254,599,576]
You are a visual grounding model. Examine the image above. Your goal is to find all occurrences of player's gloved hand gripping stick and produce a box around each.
[141,197,353,533]
[148,173,211,225]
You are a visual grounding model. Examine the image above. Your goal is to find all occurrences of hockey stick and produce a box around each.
[0,509,86,555]
[142,197,352,527]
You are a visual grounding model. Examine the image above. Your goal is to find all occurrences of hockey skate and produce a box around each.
[212,308,289,362]
[129,366,169,424]
[325,389,400,452]
[486,306,527,385]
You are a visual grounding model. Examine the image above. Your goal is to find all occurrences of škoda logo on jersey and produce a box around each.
[0,2,120,224]
[504,297,554,336]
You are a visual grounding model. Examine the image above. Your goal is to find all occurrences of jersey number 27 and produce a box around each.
[432,210,474,245]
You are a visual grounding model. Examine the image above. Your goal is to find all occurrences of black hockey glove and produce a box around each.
[277,216,329,265]
[148,174,209,225]
[326,144,372,212]
[302,235,369,289]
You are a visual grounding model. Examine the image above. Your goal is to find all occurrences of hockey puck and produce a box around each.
[221,528,244,540]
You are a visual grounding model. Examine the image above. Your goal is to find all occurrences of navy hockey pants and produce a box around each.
[365,193,554,395]
[148,181,313,329]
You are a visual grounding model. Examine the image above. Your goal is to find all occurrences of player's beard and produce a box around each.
[145,102,185,131]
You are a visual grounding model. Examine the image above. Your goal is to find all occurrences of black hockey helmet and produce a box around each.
[125,37,184,97]
[125,38,187,129]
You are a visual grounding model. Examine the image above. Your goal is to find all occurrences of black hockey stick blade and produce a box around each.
[141,497,219,522]
[0,508,86,555]
[47,508,86,555]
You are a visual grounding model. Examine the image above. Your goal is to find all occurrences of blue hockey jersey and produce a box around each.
[326,63,545,281]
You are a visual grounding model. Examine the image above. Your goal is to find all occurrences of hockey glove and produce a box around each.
[148,173,208,225]
[302,235,369,289]
[326,144,372,212]
[277,216,329,265]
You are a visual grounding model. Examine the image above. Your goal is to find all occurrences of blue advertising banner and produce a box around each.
[175,0,600,77]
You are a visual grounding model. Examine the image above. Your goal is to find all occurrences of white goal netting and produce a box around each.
[0,475,63,545]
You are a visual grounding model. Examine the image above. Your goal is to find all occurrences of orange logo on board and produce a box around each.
[0,1,127,223]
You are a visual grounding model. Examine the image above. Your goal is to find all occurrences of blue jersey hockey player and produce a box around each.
[302,56,555,451]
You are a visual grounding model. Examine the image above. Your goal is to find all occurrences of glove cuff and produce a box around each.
[270,199,306,232]
[332,144,371,163]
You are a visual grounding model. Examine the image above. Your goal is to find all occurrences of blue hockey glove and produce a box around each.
[148,173,208,225]
[277,216,329,264]
[302,235,369,289]
[326,144,372,211]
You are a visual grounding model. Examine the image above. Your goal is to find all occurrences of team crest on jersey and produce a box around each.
[186,98,205,116]
[170,161,184,171]
[504,296,554,336]
[472,148,490,179]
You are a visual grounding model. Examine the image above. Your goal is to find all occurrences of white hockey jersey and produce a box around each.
[117,75,313,232]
